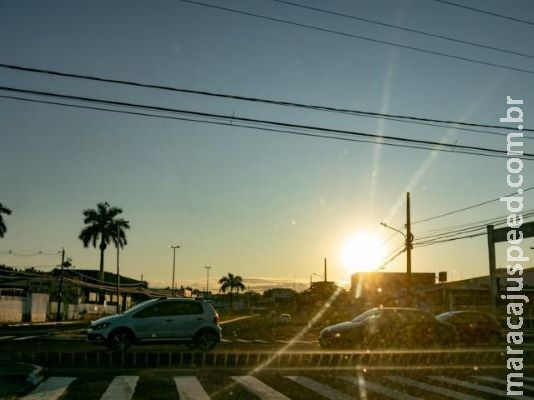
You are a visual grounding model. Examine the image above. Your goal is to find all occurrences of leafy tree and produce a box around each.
[218,273,246,311]
[0,202,12,238]
[78,202,130,302]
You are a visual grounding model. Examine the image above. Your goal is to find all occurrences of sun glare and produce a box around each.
[340,231,387,274]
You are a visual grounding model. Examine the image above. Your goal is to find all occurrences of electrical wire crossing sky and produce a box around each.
[1,0,533,289]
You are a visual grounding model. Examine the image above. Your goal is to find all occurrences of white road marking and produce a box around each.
[20,377,76,400]
[475,376,534,392]
[429,376,534,399]
[0,336,15,340]
[99,376,138,400]
[174,376,211,400]
[386,376,483,400]
[220,338,232,343]
[235,339,252,343]
[286,376,355,400]
[233,376,290,400]
[524,377,534,383]
[340,376,421,400]
[13,336,38,341]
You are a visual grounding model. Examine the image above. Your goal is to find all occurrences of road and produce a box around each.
[1,320,533,399]
[10,366,534,399]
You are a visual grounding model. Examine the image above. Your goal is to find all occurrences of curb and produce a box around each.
[26,363,44,386]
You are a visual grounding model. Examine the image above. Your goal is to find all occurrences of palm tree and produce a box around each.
[218,273,246,311]
[0,202,12,238]
[78,202,130,302]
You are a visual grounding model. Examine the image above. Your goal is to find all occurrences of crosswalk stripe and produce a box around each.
[174,376,211,400]
[99,376,138,400]
[13,336,38,341]
[429,376,534,399]
[286,376,355,400]
[475,376,534,392]
[233,376,290,400]
[0,336,15,340]
[339,376,421,400]
[386,376,483,400]
[20,377,76,400]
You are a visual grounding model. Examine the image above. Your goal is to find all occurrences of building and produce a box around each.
[350,271,436,308]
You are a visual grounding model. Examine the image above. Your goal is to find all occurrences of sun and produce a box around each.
[339,231,387,274]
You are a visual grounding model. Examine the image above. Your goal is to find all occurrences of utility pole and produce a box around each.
[324,258,327,282]
[56,248,65,322]
[116,226,121,314]
[487,225,497,315]
[406,192,413,296]
[205,265,212,293]
[170,245,180,295]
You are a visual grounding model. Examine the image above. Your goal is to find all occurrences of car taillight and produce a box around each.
[213,314,219,325]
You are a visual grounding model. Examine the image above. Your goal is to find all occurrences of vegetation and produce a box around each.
[0,202,12,238]
[78,202,130,302]
[218,272,246,310]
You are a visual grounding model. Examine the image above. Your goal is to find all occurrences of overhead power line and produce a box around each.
[415,208,534,239]
[412,185,534,225]
[177,0,534,75]
[414,210,534,244]
[432,0,534,27]
[271,0,534,59]
[1,87,532,161]
[0,63,532,133]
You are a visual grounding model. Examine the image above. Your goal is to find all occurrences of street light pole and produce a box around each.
[170,245,180,295]
[205,266,212,293]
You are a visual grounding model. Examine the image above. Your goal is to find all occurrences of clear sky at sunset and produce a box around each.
[0,0,533,291]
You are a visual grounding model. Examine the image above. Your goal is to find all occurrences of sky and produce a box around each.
[0,0,533,292]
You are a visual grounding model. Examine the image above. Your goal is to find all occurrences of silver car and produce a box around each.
[87,297,221,351]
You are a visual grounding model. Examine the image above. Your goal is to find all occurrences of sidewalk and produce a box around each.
[1,320,87,328]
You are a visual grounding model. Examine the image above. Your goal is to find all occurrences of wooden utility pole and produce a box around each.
[486,225,497,315]
[406,192,413,292]
[56,248,65,321]
[116,226,121,314]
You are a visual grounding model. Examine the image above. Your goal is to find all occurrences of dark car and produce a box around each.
[436,311,500,345]
[319,307,457,349]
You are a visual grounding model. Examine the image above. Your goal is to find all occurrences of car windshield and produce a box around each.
[121,299,156,315]
[351,309,380,323]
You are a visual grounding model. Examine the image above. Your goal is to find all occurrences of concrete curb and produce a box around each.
[26,363,44,386]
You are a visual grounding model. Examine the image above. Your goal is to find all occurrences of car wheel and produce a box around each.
[195,331,218,351]
[107,329,133,352]
[488,332,500,346]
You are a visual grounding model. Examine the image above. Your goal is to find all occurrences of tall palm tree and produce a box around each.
[0,202,12,238]
[218,273,246,311]
[78,202,130,301]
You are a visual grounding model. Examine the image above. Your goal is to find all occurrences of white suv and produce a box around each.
[87,297,221,351]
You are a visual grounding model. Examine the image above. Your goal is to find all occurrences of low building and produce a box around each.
[350,271,436,308]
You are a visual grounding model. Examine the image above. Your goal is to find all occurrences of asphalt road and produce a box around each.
[10,366,534,400]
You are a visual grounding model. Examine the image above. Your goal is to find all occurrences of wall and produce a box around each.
[0,295,24,323]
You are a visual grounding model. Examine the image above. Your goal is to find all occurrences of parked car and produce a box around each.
[87,297,221,351]
[435,311,500,345]
[319,307,457,349]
